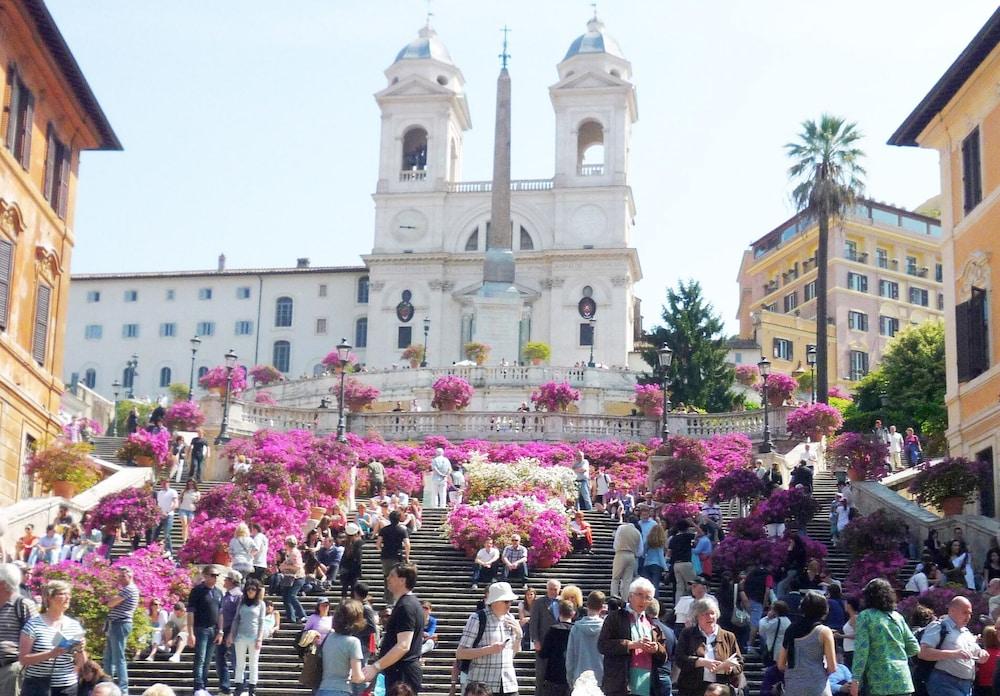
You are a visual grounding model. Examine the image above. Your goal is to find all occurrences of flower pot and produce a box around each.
[847,467,863,482]
[642,406,661,419]
[940,496,966,516]
[213,544,232,566]
[409,359,420,368]
[531,358,543,366]
[438,402,457,412]
[533,557,555,569]
[310,506,328,520]
[768,394,786,408]
[51,480,77,499]
[135,455,154,467]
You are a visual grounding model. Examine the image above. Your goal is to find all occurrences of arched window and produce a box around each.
[355,317,368,348]
[313,364,325,377]
[159,367,171,388]
[122,367,134,389]
[273,340,291,373]
[519,226,534,251]
[83,368,96,389]
[402,127,428,171]
[357,276,370,304]
[275,296,293,327]
[577,120,605,175]
[465,227,480,251]
[197,366,209,379]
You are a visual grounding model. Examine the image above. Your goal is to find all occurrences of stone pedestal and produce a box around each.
[471,290,523,366]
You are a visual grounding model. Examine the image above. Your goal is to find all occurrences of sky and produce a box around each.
[49,0,998,335]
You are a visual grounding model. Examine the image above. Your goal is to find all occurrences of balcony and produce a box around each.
[577,164,605,176]
[446,179,555,193]
[399,169,427,182]
[763,279,779,294]
[846,251,869,264]
[906,266,929,278]
[782,270,799,285]
[802,257,816,272]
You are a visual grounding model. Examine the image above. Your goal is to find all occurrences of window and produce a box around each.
[579,322,594,347]
[43,125,71,218]
[519,226,534,251]
[124,290,138,302]
[235,320,254,336]
[762,302,777,313]
[849,350,869,380]
[848,311,868,331]
[355,318,368,348]
[876,248,888,269]
[773,338,793,361]
[122,367,134,390]
[879,316,899,337]
[935,264,943,283]
[165,289,175,301]
[122,323,139,338]
[909,287,929,307]
[86,290,100,303]
[316,318,327,334]
[4,66,34,170]
[402,127,428,170]
[783,292,798,313]
[0,238,10,331]
[273,340,291,373]
[938,293,945,311]
[357,276,370,304]
[31,284,50,366]
[236,286,251,299]
[83,368,96,389]
[275,297,293,327]
[197,366,209,379]
[84,324,102,340]
[196,321,215,336]
[844,240,857,261]
[847,272,868,293]
[159,322,176,338]
[159,367,171,388]
[962,127,983,214]
[397,326,412,349]
[906,256,918,275]
[956,287,989,382]
[804,281,816,301]
[878,280,899,300]
[313,364,325,377]
[198,288,213,300]
[318,284,327,297]
[465,229,479,251]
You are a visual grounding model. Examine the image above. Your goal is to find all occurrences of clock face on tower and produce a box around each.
[392,209,428,243]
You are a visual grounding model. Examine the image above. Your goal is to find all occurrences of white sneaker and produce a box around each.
[168,653,181,662]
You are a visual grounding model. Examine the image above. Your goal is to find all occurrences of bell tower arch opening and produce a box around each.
[577,120,605,175]
[402,126,428,172]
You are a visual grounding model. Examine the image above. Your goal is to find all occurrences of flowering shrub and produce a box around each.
[659,502,701,528]
[464,342,491,365]
[322,349,359,372]
[342,378,381,412]
[443,496,571,566]
[842,551,907,596]
[634,384,664,417]
[384,466,423,496]
[828,385,852,400]
[464,455,577,503]
[653,436,709,502]
[712,534,827,576]
[754,487,817,524]
[827,432,889,480]
[431,375,474,410]
[401,344,425,364]
[707,468,767,503]
[63,418,103,439]
[899,586,990,633]
[531,382,581,412]
[116,429,171,465]
[908,457,990,508]
[254,390,278,405]
[198,364,248,393]
[179,517,238,565]
[25,441,102,493]
[734,364,759,386]
[164,400,205,431]
[839,509,908,561]
[702,434,754,481]
[86,486,163,536]
[249,364,283,386]
[786,402,843,441]
[116,543,194,606]
[756,372,798,406]
[728,516,766,540]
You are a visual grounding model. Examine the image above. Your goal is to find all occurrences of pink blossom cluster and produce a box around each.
[431,375,474,410]
[116,429,172,464]
[827,432,889,480]
[322,349,359,371]
[755,372,798,404]
[249,364,283,386]
[786,403,843,441]
[712,534,827,576]
[827,385,852,400]
[659,502,701,528]
[633,384,664,417]
[530,382,581,412]
[341,378,381,412]
[198,364,248,393]
[842,551,908,597]
[734,364,759,386]
[706,468,767,504]
[254,390,278,405]
[444,496,572,567]
[164,400,205,431]
[86,486,163,535]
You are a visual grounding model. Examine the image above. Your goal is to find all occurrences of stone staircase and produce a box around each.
[90,435,127,464]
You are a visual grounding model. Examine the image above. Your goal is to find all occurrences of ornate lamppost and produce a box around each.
[111,379,121,437]
[187,335,202,401]
[587,318,597,368]
[806,344,817,404]
[758,355,774,454]
[125,354,138,399]
[336,338,352,443]
[214,349,238,445]
[658,345,673,439]
[421,318,430,368]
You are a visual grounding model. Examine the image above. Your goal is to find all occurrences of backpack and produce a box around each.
[913,620,949,696]
[458,609,488,674]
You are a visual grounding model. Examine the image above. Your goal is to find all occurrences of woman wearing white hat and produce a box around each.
[340,523,363,599]
[456,581,523,695]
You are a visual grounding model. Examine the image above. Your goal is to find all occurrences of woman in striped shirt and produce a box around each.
[19,580,86,696]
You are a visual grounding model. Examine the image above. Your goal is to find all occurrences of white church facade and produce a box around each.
[63,18,645,402]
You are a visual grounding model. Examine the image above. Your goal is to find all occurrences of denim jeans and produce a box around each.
[193,626,217,691]
[156,512,175,552]
[216,634,235,693]
[927,669,973,696]
[641,564,664,598]
[102,619,132,691]
[282,578,306,622]
[190,454,205,481]
[21,678,77,696]
[577,480,592,510]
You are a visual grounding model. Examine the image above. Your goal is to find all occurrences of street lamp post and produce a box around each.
[187,335,202,401]
[758,356,774,454]
[336,338,352,443]
[421,318,430,368]
[214,349,238,445]
[110,379,121,437]
[587,318,596,368]
[806,344,817,404]
[658,345,673,439]
[125,354,138,399]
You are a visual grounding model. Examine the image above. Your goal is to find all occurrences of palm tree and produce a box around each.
[786,115,866,404]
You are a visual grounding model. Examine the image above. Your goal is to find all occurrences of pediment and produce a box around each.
[375,75,453,100]
[552,71,626,91]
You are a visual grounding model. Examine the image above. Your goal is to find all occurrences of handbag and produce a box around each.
[299,647,323,689]
[278,573,296,590]
[731,584,750,627]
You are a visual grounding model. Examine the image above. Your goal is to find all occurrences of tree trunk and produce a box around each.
[816,214,830,404]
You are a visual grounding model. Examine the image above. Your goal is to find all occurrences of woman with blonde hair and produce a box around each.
[229,522,258,578]
[641,522,668,597]
[561,584,584,619]
[177,479,200,544]
[19,580,88,694]
[278,535,306,623]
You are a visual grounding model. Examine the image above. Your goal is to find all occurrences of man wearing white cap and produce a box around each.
[430,448,452,508]
[456,582,523,696]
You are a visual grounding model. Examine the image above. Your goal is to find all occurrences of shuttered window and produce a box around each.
[4,64,33,170]
[962,127,983,214]
[0,238,11,331]
[43,124,71,219]
[32,283,51,366]
[956,287,989,382]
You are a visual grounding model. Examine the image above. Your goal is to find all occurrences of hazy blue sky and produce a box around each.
[49,1,997,335]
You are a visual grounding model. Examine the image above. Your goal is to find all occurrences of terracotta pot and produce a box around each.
[135,455,154,467]
[213,544,231,566]
[310,506,328,520]
[438,402,457,412]
[51,480,77,499]
[940,496,966,516]
[531,358,543,366]
[642,406,660,419]
[768,394,786,408]
[533,557,555,569]
[846,467,863,482]
[409,359,420,368]
[208,386,225,396]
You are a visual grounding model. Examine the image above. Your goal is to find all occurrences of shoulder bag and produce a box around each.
[731,584,750,627]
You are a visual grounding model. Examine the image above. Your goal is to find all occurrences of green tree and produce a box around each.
[842,321,947,453]
[168,382,190,401]
[786,115,866,404]
[642,280,736,412]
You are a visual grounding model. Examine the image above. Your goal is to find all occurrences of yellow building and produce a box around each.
[890,7,1000,514]
[0,0,120,504]
[736,199,944,386]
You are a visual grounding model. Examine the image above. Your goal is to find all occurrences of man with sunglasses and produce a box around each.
[187,565,225,696]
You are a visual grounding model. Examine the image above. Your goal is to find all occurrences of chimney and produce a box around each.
[296,257,310,268]
[217,254,226,272]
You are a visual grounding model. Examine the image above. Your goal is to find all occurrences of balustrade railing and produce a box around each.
[399,169,427,182]
[577,164,605,176]
[446,179,554,193]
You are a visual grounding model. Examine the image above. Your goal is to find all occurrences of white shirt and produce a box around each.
[431,455,452,480]
[252,532,269,567]
[889,432,904,453]
[701,627,719,682]
[476,547,500,566]
[596,472,611,495]
[156,488,179,515]
[905,571,929,594]
[674,593,716,627]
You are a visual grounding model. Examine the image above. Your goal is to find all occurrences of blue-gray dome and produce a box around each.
[395,25,454,64]
[564,18,625,61]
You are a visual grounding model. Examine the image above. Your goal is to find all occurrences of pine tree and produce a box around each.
[642,280,736,412]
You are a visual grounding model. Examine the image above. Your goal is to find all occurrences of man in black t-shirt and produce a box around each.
[744,562,771,648]
[377,511,410,607]
[186,565,224,696]
[365,563,424,693]
[188,431,209,482]
[667,521,696,606]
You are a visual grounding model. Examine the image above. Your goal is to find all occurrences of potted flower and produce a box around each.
[523,342,551,365]
[634,384,664,418]
[342,378,381,412]
[827,432,889,481]
[198,365,247,395]
[908,457,989,516]
[248,364,283,386]
[652,436,709,502]
[401,344,425,368]
[734,364,759,387]
[754,487,817,536]
[163,401,205,432]
[116,430,171,468]
[464,341,491,366]
[659,502,701,528]
[707,468,767,504]
[254,390,277,405]
[26,441,103,498]
[322,349,358,373]
[756,372,798,407]
[786,402,843,442]
[431,375,474,411]
[531,382,581,412]
[86,486,163,537]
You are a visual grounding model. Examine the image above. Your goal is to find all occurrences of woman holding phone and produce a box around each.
[19,579,87,696]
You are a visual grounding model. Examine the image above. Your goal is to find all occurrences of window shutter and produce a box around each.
[19,91,32,170]
[970,288,989,377]
[57,144,70,219]
[3,64,15,151]
[43,124,56,202]
[0,238,11,331]
[32,283,51,365]
[956,299,971,382]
